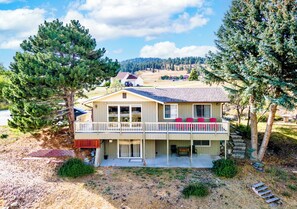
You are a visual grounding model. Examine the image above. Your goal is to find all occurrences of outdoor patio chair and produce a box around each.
[171,145,177,155]
[186,117,194,130]
[175,118,184,130]
[197,117,206,131]
[209,117,218,131]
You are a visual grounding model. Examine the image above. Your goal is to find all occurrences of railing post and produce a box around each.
[120,122,122,134]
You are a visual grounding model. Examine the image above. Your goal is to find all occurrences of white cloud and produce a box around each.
[0,0,13,3]
[112,49,123,54]
[140,41,216,58]
[0,8,46,49]
[63,0,210,41]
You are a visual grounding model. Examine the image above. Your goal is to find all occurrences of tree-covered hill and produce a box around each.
[119,57,205,73]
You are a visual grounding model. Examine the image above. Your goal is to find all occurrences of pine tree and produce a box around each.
[3,20,119,138]
[202,0,297,161]
[188,69,199,81]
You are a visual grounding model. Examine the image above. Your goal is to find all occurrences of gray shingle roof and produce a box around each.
[126,87,229,103]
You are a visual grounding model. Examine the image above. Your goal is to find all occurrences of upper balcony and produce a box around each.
[75,121,230,134]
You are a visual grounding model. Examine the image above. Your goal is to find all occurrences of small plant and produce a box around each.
[0,134,8,139]
[182,183,209,198]
[281,191,291,197]
[58,158,95,178]
[266,166,288,181]
[288,184,297,191]
[212,159,238,178]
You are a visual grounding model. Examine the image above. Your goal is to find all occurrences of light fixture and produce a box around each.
[109,140,113,143]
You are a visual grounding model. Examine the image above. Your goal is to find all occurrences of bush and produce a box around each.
[212,159,238,178]
[182,183,209,198]
[58,158,95,178]
[235,124,251,139]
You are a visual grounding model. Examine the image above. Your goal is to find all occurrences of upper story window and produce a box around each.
[122,93,127,99]
[193,104,211,118]
[164,104,178,119]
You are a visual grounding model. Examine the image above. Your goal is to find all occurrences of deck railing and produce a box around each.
[75,122,230,134]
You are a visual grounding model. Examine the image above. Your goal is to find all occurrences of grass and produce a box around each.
[212,159,238,178]
[265,166,288,181]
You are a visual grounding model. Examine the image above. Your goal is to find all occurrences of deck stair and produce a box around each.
[230,133,246,159]
[252,182,281,206]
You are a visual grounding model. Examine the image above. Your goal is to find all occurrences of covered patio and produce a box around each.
[100,154,220,168]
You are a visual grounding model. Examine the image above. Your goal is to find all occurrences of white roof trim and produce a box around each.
[83,89,164,105]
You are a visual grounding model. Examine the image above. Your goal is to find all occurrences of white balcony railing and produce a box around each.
[75,122,230,134]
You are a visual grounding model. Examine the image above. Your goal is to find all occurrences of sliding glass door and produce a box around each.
[119,140,141,158]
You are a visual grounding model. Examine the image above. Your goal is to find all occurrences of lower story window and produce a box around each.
[193,140,211,147]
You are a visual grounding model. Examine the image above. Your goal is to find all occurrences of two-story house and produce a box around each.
[74,87,230,167]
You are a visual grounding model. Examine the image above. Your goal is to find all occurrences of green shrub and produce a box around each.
[58,158,95,178]
[0,134,8,139]
[288,184,297,191]
[182,183,209,198]
[234,124,251,139]
[212,159,238,178]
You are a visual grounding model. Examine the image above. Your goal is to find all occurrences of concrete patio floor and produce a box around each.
[100,154,220,168]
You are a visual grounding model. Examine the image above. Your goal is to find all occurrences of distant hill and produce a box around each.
[119,57,205,73]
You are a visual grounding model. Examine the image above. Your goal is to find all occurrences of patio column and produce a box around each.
[143,138,146,160]
[94,148,101,167]
[224,140,227,159]
[166,139,169,165]
[190,137,193,165]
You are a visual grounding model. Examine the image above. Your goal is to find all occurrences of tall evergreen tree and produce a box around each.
[4,20,119,138]
[202,0,296,161]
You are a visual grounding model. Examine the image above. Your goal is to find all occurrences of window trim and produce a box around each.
[194,140,211,147]
[192,103,212,119]
[163,103,178,119]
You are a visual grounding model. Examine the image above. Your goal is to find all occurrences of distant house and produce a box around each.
[115,72,144,86]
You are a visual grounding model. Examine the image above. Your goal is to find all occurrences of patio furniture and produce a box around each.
[197,117,206,131]
[192,145,197,154]
[171,145,177,155]
[175,118,184,130]
[209,118,218,131]
[177,146,190,156]
[186,117,194,130]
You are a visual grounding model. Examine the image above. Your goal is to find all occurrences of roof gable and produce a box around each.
[116,72,129,80]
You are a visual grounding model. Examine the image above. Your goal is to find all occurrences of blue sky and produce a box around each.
[0,0,232,68]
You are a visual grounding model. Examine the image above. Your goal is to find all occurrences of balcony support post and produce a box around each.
[190,131,193,165]
[166,123,169,165]
[224,140,227,159]
[94,147,101,167]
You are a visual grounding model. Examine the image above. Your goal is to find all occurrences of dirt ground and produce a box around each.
[0,126,297,209]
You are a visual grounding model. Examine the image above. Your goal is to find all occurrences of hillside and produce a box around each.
[119,57,205,73]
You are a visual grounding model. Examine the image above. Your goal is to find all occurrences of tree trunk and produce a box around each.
[249,96,258,161]
[65,91,75,140]
[247,105,251,127]
[257,104,277,161]
[236,105,241,125]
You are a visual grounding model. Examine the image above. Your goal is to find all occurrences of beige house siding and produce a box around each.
[93,101,157,122]
[144,140,155,158]
[158,103,222,122]
[105,140,117,158]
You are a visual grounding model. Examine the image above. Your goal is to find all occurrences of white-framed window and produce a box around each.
[194,140,211,147]
[107,105,142,123]
[193,104,211,118]
[164,104,178,119]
